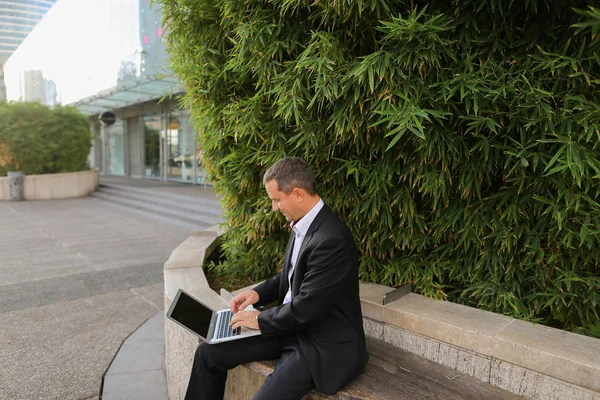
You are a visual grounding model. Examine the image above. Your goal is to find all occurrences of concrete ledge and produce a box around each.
[163,225,229,400]
[361,283,600,399]
[163,235,218,271]
[0,169,98,200]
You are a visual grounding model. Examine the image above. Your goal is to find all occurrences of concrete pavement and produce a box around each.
[0,178,222,399]
[102,312,168,400]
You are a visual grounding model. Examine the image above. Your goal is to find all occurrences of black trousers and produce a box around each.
[185,335,315,400]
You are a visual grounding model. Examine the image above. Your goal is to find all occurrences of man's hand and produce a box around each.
[229,289,259,313]
[230,310,260,330]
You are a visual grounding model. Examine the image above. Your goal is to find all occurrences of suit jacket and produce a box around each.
[254,204,368,394]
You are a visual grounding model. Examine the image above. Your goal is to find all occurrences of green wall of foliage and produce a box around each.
[160,0,600,336]
[0,102,93,177]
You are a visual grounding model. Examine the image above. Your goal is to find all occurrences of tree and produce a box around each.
[0,102,93,176]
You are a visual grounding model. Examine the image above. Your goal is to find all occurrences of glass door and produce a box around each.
[107,120,125,176]
[142,114,161,179]
[166,109,196,182]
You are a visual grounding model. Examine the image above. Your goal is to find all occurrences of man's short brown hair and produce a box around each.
[263,157,317,195]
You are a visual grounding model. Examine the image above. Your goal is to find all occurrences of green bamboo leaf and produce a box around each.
[544,145,567,172]
[579,225,590,246]
[385,126,408,151]
[546,164,570,176]
[484,118,499,134]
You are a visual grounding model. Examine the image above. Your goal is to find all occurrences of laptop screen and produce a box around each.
[169,291,213,338]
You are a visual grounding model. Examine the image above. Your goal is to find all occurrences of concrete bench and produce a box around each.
[241,337,522,400]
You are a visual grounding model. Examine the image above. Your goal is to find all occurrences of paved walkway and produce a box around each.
[102,312,167,400]
[0,177,221,400]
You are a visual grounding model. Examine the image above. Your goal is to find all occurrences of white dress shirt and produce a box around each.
[283,199,324,304]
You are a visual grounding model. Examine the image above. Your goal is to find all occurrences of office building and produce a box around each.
[22,69,57,105]
[0,0,57,101]
[4,0,208,184]
[23,69,44,102]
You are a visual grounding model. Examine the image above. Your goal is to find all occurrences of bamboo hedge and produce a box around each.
[159,0,600,337]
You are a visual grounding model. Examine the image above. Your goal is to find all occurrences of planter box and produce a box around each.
[0,169,98,200]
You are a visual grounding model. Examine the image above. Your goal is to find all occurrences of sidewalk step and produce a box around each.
[95,186,221,220]
[102,312,167,400]
[91,198,207,232]
[99,183,222,213]
[90,185,222,229]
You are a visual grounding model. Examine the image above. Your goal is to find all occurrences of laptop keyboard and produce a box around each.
[215,310,241,339]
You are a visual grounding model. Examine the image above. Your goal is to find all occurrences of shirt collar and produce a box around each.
[291,199,324,237]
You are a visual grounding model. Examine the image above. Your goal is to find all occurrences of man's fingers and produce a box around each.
[230,312,245,329]
[230,296,246,312]
[229,311,259,330]
[238,300,251,311]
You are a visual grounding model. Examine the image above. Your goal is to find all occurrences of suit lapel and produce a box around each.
[290,205,331,287]
[298,205,330,255]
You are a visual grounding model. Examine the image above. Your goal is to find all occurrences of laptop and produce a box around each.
[166,288,261,344]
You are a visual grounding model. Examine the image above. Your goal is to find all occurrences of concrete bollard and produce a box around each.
[8,170,24,201]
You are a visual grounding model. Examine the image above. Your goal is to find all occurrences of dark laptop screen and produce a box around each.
[169,291,213,338]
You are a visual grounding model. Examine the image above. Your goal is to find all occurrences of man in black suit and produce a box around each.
[185,157,368,400]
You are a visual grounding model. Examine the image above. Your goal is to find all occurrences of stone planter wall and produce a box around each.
[0,169,98,200]
[164,230,600,400]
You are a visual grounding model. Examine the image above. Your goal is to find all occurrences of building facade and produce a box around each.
[0,0,57,101]
[3,0,208,184]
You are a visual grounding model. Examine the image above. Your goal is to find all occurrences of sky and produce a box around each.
[4,0,141,104]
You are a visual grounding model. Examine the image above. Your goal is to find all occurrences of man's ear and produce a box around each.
[291,187,305,202]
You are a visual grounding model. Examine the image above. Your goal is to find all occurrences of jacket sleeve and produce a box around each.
[253,272,281,308]
[257,235,353,336]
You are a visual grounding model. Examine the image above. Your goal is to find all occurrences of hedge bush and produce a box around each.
[0,102,93,176]
[160,0,600,337]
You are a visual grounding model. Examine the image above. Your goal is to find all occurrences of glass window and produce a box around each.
[166,109,199,183]
[0,16,42,25]
[0,45,19,52]
[107,120,125,176]
[0,24,38,33]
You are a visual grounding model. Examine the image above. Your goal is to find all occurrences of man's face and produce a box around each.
[265,179,300,222]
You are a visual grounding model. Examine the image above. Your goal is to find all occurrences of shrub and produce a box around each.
[160,0,600,337]
[0,102,93,176]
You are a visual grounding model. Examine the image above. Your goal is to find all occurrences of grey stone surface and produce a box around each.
[359,282,395,306]
[0,178,221,400]
[165,305,200,400]
[163,235,217,270]
[0,287,159,400]
[164,267,214,305]
[378,290,600,395]
[383,293,513,356]
[490,359,600,400]
[492,319,600,393]
[0,261,165,313]
[102,369,168,400]
[103,312,166,400]
[127,308,165,341]
[91,177,223,229]
[163,228,230,400]
[106,338,165,375]
[362,317,384,340]
[383,324,493,383]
